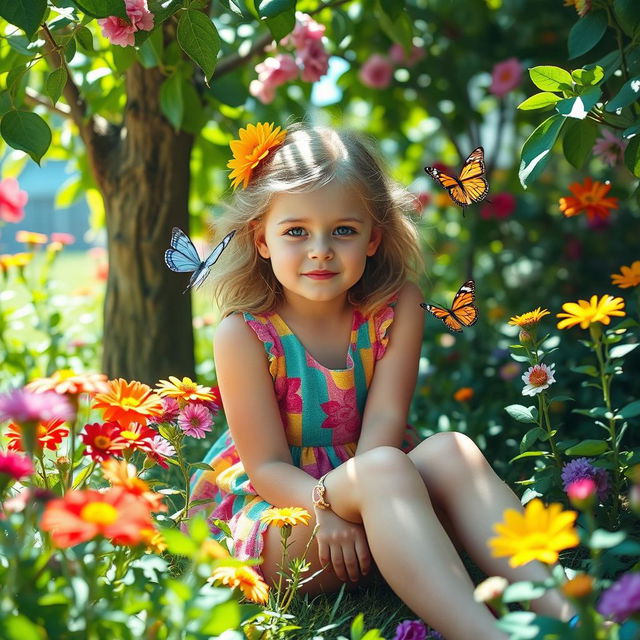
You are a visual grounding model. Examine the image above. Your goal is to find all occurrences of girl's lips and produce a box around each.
[303,271,337,280]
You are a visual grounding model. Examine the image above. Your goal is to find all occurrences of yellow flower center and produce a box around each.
[56,368,77,380]
[180,382,198,393]
[80,502,119,526]
[529,368,548,386]
[120,430,140,441]
[94,435,112,448]
[120,397,141,409]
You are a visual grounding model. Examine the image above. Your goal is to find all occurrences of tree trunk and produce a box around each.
[100,64,195,384]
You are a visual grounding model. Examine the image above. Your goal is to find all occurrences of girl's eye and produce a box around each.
[334,226,356,236]
[284,227,306,237]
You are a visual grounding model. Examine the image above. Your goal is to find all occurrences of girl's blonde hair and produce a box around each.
[210,122,424,317]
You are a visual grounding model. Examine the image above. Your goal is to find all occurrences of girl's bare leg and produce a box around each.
[408,432,575,621]
[261,446,508,640]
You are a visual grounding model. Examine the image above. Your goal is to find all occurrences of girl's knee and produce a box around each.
[357,445,414,476]
[416,431,486,470]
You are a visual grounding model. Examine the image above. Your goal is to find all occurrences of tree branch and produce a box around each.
[25,87,71,118]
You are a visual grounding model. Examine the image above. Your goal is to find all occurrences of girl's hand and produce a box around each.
[314,508,372,582]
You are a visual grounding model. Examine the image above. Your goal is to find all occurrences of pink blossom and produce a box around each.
[480,193,517,220]
[286,12,325,50]
[389,43,426,67]
[98,0,154,48]
[592,129,628,167]
[567,477,596,510]
[0,178,28,224]
[50,232,75,245]
[0,451,35,481]
[298,40,330,82]
[250,54,299,104]
[178,403,213,438]
[158,396,180,423]
[359,54,394,89]
[0,389,75,425]
[489,58,523,98]
[249,79,276,104]
[143,434,176,468]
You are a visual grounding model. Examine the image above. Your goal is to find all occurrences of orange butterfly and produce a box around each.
[420,280,478,333]
[424,147,489,208]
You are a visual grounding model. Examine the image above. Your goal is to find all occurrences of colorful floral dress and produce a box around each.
[188,298,419,568]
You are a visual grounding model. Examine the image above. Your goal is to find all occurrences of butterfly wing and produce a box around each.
[459,147,485,180]
[189,230,236,289]
[420,302,464,333]
[165,227,202,273]
[449,280,478,328]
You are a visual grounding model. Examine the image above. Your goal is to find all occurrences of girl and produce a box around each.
[189,122,573,640]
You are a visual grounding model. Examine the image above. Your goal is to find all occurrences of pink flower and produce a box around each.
[144,434,176,468]
[0,389,75,424]
[98,0,154,47]
[0,451,35,481]
[178,403,213,438]
[480,193,517,220]
[50,232,75,245]
[359,54,394,89]
[0,178,28,223]
[298,40,329,82]
[158,396,180,423]
[592,129,628,167]
[489,58,523,98]
[249,80,276,104]
[567,477,596,510]
[388,43,426,67]
[286,12,325,49]
[250,54,299,104]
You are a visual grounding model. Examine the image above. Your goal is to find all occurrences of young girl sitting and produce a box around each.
[189,122,574,640]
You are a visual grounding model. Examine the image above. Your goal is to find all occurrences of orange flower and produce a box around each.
[6,418,69,452]
[102,459,166,512]
[16,230,48,245]
[140,528,167,554]
[559,177,618,222]
[561,574,594,598]
[611,261,640,289]
[155,376,216,404]
[210,565,269,604]
[200,538,230,561]
[40,487,154,548]
[453,387,474,402]
[92,378,163,428]
[227,122,287,189]
[27,370,109,396]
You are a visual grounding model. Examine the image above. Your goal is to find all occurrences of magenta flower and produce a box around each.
[178,403,213,438]
[592,129,628,167]
[297,39,330,83]
[0,178,28,223]
[566,477,596,510]
[0,389,74,424]
[0,451,35,481]
[98,0,154,47]
[489,58,523,98]
[598,572,640,622]
[392,620,428,640]
[388,43,426,67]
[286,12,325,49]
[159,396,180,423]
[359,54,394,89]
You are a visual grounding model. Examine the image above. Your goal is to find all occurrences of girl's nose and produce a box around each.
[308,237,333,260]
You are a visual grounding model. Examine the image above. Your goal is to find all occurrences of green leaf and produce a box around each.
[258,0,295,18]
[0,110,51,164]
[190,461,215,471]
[201,599,241,635]
[0,614,43,640]
[162,528,198,556]
[568,10,608,59]
[505,404,537,424]
[520,427,547,453]
[625,136,640,177]
[528,66,573,92]
[64,37,77,64]
[591,50,622,82]
[510,451,550,463]
[571,66,604,86]
[609,343,639,359]
[556,86,601,119]
[573,406,611,418]
[614,0,640,37]
[571,364,598,377]
[0,0,47,38]
[623,123,640,138]
[378,0,403,21]
[605,76,640,112]
[159,73,184,131]
[589,529,626,549]
[262,9,296,42]
[374,2,413,50]
[564,439,609,456]
[620,401,640,419]
[177,9,220,81]
[351,613,365,640]
[562,118,597,168]
[518,92,561,111]
[45,68,66,106]
[503,581,547,603]
[75,26,94,52]
[518,114,565,188]
[71,0,127,19]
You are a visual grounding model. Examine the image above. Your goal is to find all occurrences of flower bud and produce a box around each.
[519,329,532,344]
[474,576,509,604]
[56,456,71,472]
[561,573,594,599]
[567,478,596,511]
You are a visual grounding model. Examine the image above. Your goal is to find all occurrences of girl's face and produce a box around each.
[255,182,381,306]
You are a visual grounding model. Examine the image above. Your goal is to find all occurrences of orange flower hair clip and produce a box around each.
[227,122,287,190]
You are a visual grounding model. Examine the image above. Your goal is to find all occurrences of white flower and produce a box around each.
[474,576,509,603]
[521,362,556,396]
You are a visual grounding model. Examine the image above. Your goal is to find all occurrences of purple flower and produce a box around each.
[0,389,74,424]
[561,457,610,502]
[392,620,428,640]
[427,632,445,640]
[178,403,213,438]
[598,572,640,622]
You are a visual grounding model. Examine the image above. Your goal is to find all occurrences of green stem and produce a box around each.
[539,394,562,469]
[37,449,50,489]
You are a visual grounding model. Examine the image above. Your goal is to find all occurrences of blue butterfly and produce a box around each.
[165,227,235,291]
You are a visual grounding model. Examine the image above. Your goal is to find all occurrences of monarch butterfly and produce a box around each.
[420,280,478,333]
[424,147,489,208]
[165,227,235,292]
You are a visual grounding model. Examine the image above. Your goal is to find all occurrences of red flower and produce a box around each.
[81,422,128,462]
[480,193,516,220]
[6,419,69,452]
[40,487,154,548]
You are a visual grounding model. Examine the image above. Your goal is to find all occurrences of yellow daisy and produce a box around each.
[227,122,287,189]
[489,498,579,567]
[508,307,550,329]
[210,565,269,604]
[556,294,625,330]
[260,506,311,528]
[611,261,640,289]
[155,376,215,403]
